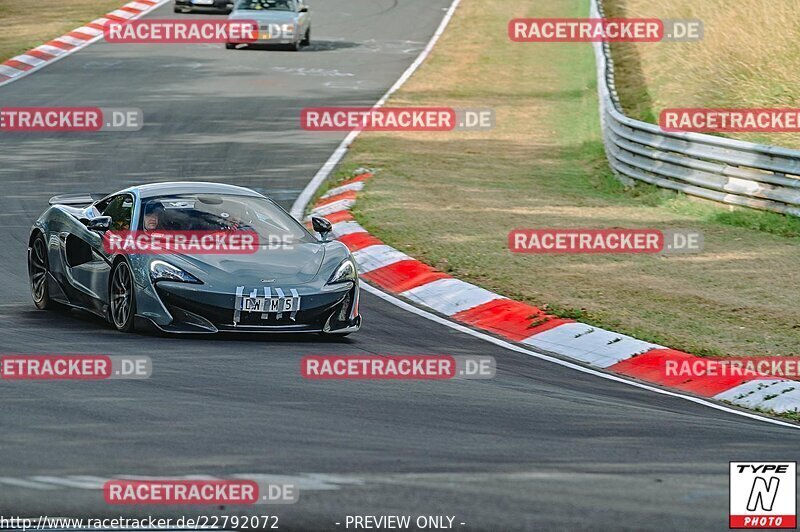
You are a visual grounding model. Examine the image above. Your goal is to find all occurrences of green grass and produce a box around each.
[743,405,800,425]
[0,0,127,63]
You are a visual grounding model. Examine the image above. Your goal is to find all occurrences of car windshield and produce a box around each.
[138,193,315,244]
[235,0,296,11]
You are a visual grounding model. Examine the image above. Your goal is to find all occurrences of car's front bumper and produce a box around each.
[146,280,360,334]
[252,38,296,45]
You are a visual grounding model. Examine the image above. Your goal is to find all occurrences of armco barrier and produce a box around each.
[592,0,800,217]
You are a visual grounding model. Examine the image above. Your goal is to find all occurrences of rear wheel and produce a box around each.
[28,234,53,310]
[109,261,136,332]
[226,43,236,49]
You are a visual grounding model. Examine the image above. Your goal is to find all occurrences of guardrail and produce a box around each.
[591,0,800,217]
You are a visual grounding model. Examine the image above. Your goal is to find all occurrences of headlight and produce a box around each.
[327,258,357,285]
[150,260,202,284]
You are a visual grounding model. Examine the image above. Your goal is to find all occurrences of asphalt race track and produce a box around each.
[0,1,798,530]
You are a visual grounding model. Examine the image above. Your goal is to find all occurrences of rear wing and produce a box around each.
[48,193,108,207]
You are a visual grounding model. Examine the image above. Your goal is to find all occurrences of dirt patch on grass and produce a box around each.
[331,0,800,357]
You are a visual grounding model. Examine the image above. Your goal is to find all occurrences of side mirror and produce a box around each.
[299,5,309,12]
[86,216,112,233]
[311,216,332,240]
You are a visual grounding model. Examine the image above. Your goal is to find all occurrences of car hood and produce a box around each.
[229,10,298,23]
[158,242,326,286]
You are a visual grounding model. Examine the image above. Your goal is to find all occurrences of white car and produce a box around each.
[227,0,311,51]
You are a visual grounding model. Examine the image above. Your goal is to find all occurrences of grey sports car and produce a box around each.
[227,0,311,50]
[27,182,361,336]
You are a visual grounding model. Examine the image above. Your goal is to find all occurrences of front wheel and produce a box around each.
[301,28,310,46]
[109,261,137,332]
[28,234,53,310]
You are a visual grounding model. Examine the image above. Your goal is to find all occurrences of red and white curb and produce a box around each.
[0,0,169,88]
[311,172,800,417]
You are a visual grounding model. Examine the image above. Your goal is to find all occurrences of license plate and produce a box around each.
[239,296,299,313]
[193,0,214,5]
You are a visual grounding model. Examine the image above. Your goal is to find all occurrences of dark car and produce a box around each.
[28,182,361,336]
[174,0,234,14]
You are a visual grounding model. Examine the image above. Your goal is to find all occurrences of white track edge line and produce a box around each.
[0,0,171,90]
[289,0,463,219]
[361,283,798,429]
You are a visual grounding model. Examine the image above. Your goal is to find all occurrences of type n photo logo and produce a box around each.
[730,462,796,529]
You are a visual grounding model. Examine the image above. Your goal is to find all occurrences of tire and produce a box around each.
[109,261,136,332]
[226,43,236,49]
[301,28,310,46]
[28,234,54,310]
[288,40,300,51]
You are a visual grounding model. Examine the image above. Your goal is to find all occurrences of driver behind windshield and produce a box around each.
[143,202,163,231]
[141,194,313,245]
